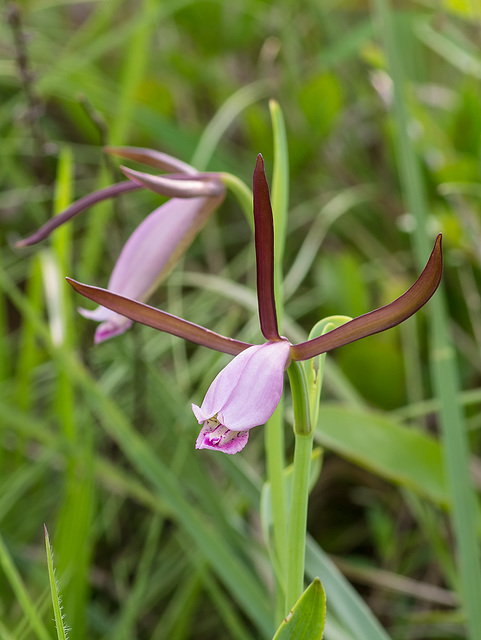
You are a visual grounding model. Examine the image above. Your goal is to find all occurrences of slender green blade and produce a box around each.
[305,537,391,640]
[191,81,270,170]
[44,526,69,640]
[315,405,448,507]
[0,533,51,640]
[373,1,481,637]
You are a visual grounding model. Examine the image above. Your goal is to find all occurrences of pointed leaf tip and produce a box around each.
[273,578,326,639]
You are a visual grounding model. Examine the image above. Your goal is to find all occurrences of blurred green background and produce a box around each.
[1,1,481,639]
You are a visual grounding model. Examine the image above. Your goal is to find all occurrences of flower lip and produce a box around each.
[195,420,249,454]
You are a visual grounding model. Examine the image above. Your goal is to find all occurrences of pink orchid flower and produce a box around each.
[66,155,443,454]
[192,341,291,453]
[17,146,225,343]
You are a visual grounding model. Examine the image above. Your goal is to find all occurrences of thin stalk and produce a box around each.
[286,362,313,612]
[373,1,481,637]
[220,172,253,229]
[265,399,288,616]
[286,433,314,611]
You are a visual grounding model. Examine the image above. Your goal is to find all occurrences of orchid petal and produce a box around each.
[78,304,133,346]
[16,181,140,247]
[93,316,133,344]
[290,235,443,361]
[108,196,222,299]
[103,146,198,174]
[195,421,249,454]
[77,190,225,341]
[67,278,252,355]
[253,154,281,341]
[191,341,291,433]
[121,167,225,198]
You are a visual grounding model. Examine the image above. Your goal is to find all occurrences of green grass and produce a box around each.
[2,1,481,639]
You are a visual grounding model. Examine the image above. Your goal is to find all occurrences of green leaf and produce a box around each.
[269,99,289,324]
[272,578,326,640]
[0,532,51,640]
[269,99,289,268]
[44,527,69,640]
[305,538,391,640]
[315,405,448,506]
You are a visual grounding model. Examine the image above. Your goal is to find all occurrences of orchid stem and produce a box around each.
[265,399,288,616]
[286,361,313,612]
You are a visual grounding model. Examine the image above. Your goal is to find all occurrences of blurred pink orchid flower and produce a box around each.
[66,155,443,454]
[17,146,225,343]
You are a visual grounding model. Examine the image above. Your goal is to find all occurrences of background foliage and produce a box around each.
[1,1,481,638]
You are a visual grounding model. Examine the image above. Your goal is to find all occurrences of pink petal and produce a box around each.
[78,306,111,322]
[192,340,291,433]
[193,346,260,419]
[195,421,249,454]
[110,196,214,297]
[80,192,223,342]
[218,341,290,430]
[93,316,133,344]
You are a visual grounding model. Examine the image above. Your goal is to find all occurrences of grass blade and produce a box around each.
[44,526,69,640]
[0,533,51,640]
[373,1,481,637]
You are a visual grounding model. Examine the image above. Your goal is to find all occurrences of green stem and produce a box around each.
[286,362,313,611]
[286,435,314,611]
[220,172,253,230]
[288,362,311,436]
[270,99,289,319]
[265,399,288,616]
